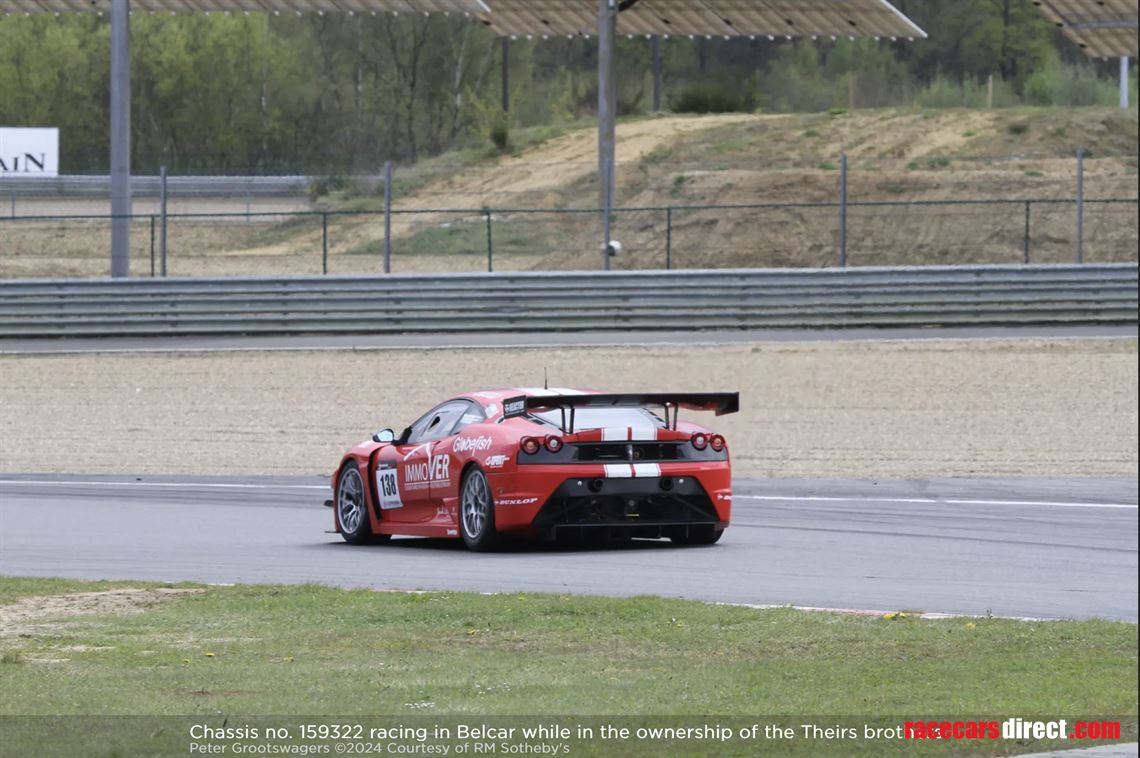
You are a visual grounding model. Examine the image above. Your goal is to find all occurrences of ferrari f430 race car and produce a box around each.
[332,388,738,551]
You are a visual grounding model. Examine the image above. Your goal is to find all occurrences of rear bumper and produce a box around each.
[487,462,731,538]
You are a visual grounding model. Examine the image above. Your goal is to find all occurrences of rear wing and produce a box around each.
[502,392,739,432]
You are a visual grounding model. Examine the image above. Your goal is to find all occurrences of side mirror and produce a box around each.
[372,428,396,443]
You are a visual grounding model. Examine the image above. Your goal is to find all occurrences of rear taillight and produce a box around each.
[545,436,563,453]
[709,434,726,452]
[520,436,541,455]
[691,433,708,450]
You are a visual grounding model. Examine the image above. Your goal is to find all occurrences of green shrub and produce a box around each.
[1008,122,1030,135]
[1024,57,1119,106]
[489,114,510,151]
[671,82,757,114]
[307,175,346,201]
[915,74,1017,108]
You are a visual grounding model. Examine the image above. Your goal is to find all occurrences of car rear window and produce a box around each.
[533,407,663,430]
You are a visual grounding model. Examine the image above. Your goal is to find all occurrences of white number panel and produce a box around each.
[376,461,404,510]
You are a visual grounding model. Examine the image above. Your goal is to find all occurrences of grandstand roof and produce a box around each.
[0,0,927,42]
[478,1,925,40]
[1033,0,1138,58]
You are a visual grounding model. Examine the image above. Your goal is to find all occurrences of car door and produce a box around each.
[381,401,470,524]
[429,402,487,508]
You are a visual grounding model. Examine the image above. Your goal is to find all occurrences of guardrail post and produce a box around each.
[665,207,672,270]
[1023,201,1031,264]
[383,161,393,274]
[8,192,13,218]
[149,215,156,276]
[484,208,494,273]
[159,165,168,277]
[321,212,329,275]
[839,153,848,268]
[1075,147,1085,264]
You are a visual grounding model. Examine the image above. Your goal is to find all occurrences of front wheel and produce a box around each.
[459,467,499,552]
[337,463,388,545]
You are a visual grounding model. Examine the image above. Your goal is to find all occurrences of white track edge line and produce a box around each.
[0,479,327,490]
[738,495,1138,509]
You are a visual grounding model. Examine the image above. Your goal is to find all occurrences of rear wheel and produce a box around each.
[337,463,388,545]
[459,467,499,552]
[670,526,724,546]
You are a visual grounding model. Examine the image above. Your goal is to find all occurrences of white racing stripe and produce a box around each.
[628,425,657,440]
[601,427,629,441]
[0,479,328,491]
[738,495,1138,510]
[631,463,661,478]
[603,464,633,479]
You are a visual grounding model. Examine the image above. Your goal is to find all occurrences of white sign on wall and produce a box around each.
[0,127,60,177]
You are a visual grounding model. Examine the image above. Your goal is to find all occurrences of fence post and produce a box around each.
[383,160,392,274]
[9,192,13,218]
[1023,201,1031,264]
[838,153,848,268]
[149,215,156,276]
[665,207,672,270]
[1075,147,1084,264]
[484,209,494,273]
[321,212,329,275]
[159,165,168,277]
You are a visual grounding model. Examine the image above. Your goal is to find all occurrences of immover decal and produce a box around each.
[405,454,452,487]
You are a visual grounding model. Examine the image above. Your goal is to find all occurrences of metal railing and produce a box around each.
[1,264,1134,338]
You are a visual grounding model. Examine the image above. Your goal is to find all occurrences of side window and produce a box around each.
[451,404,486,436]
[407,401,472,444]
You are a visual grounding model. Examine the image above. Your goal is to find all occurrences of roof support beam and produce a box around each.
[110,0,131,278]
[1122,56,1131,109]
[652,35,662,112]
[501,37,510,112]
[598,0,617,271]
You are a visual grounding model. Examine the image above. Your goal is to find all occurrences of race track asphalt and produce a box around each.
[1,474,1135,621]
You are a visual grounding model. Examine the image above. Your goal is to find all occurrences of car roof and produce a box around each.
[455,388,597,420]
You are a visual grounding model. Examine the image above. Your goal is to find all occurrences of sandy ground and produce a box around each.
[0,589,202,640]
[0,340,1135,479]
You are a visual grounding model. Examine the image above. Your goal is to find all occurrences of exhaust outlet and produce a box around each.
[659,477,674,492]
[588,479,605,493]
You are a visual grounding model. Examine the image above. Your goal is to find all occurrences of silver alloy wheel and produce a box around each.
[461,469,491,539]
[338,466,365,536]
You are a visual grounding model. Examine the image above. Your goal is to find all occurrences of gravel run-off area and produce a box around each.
[1,339,1136,479]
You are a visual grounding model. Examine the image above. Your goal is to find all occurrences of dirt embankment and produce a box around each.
[1,339,1135,479]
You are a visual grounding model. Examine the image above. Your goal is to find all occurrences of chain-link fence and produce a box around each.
[1,152,1136,277]
[1,197,1134,278]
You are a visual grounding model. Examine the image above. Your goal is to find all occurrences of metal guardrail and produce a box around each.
[0,175,316,198]
[0,264,1135,338]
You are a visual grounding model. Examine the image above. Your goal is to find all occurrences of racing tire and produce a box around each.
[669,526,724,546]
[336,462,389,545]
[459,467,500,552]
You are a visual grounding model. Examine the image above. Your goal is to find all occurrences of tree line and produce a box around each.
[0,0,1132,173]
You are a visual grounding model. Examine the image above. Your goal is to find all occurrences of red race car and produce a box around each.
[332,388,738,551]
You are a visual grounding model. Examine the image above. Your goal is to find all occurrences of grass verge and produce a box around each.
[0,576,1135,755]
